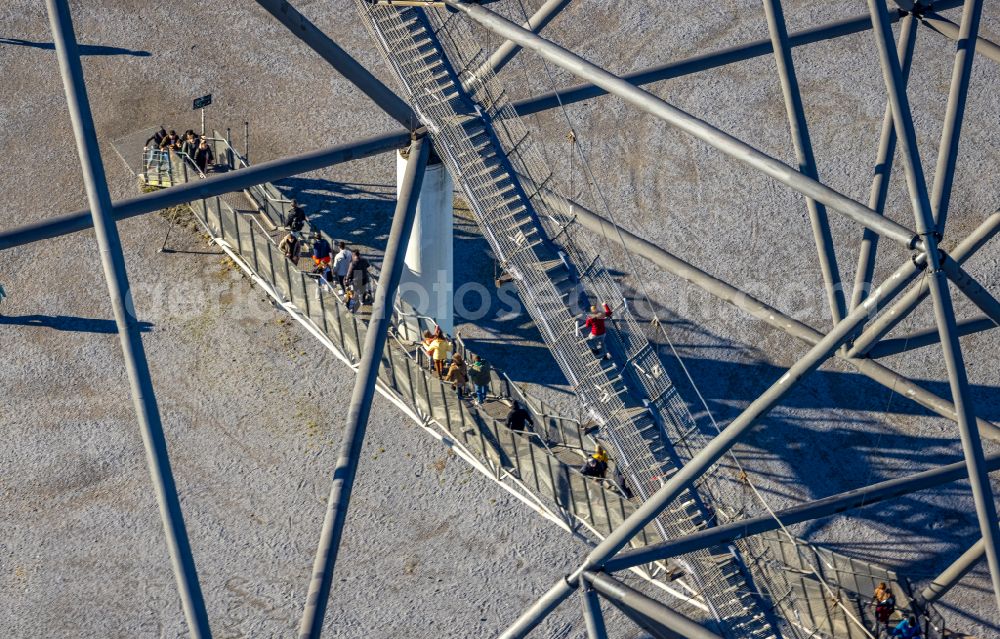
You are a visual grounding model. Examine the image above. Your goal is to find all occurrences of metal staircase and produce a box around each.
[355,3,779,637]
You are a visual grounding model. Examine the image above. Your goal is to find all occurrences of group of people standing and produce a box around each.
[871,582,924,638]
[276,200,371,313]
[420,326,492,406]
[144,126,215,174]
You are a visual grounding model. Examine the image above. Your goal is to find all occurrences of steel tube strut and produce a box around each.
[605,452,1000,572]
[446,0,921,249]
[919,10,1000,65]
[851,14,918,311]
[942,257,1000,326]
[868,315,997,359]
[500,256,924,638]
[579,583,608,639]
[466,0,572,86]
[297,137,429,639]
[867,0,1000,612]
[920,531,993,604]
[255,0,418,130]
[847,211,1000,358]
[45,1,211,636]
[0,131,412,251]
[511,1,966,117]
[532,183,1000,440]
[762,0,846,325]
[929,0,985,233]
[583,572,724,639]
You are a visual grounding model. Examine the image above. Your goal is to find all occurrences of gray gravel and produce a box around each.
[2,0,999,637]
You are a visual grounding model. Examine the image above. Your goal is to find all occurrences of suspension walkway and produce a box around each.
[354,3,779,637]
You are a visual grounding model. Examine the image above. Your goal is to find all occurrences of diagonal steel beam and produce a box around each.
[919,527,995,604]
[255,0,418,130]
[762,0,846,325]
[45,0,211,636]
[867,315,997,358]
[867,0,1000,612]
[850,14,919,311]
[847,210,1000,358]
[580,582,608,639]
[583,572,722,639]
[928,0,986,234]
[919,10,1000,65]
[0,130,412,251]
[941,256,1000,325]
[499,255,925,638]
[465,0,572,88]
[297,137,429,639]
[532,181,1000,440]
[446,0,921,250]
[511,1,966,117]
[604,452,1000,572]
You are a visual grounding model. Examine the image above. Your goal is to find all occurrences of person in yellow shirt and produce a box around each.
[430,334,451,378]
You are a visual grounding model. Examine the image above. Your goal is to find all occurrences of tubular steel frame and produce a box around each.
[8,0,997,636]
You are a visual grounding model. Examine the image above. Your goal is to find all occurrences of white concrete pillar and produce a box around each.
[397,148,454,336]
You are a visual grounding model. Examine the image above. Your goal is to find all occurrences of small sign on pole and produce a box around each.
[193,94,212,136]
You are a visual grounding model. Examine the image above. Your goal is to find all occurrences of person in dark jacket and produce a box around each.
[505,401,533,432]
[160,129,181,151]
[346,252,370,300]
[468,355,492,405]
[179,130,198,157]
[285,200,306,232]
[144,126,167,149]
[580,447,609,478]
[311,232,332,269]
[193,138,214,174]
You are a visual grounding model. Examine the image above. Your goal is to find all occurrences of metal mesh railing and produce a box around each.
[352,4,778,637]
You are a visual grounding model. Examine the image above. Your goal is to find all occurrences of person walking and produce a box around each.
[871,582,896,637]
[889,615,921,639]
[285,199,306,233]
[580,446,609,478]
[180,130,199,158]
[159,129,181,151]
[347,252,371,303]
[310,231,332,270]
[505,400,534,432]
[193,138,215,174]
[332,242,353,291]
[468,354,492,405]
[429,331,451,378]
[584,301,613,359]
[144,126,167,150]
[445,353,469,398]
[279,231,300,265]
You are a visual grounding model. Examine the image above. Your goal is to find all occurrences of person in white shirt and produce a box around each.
[332,241,353,291]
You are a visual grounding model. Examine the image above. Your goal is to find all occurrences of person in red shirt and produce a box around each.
[584,302,613,359]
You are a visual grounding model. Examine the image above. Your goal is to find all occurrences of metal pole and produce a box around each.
[761,0,846,325]
[583,572,723,639]
[510,2,966,117]
[847,211,1000,357]
[255,0,418,130]
[928,0,985,234]
[500,255,925,638]
[867,0,1000,612]
[44,1,211,637]
[920,532,992,604]
[605,452,1000,572]
[850,13,918,311]
[868,315,996,359]
[941,257,1000,326]
[445,0,921,250]
[297,136,429,639]
[919,10,1000,65]
[580,583,608,639]
[465,0,571,87]
[0,130,413,250]
[532,180,1000,440]
[244,120,250,163]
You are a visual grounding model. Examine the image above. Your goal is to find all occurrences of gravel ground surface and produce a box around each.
[1,0,999,637]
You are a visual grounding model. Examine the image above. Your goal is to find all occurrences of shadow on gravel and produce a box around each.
[0,314,153,334]
[0,37,151,57]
